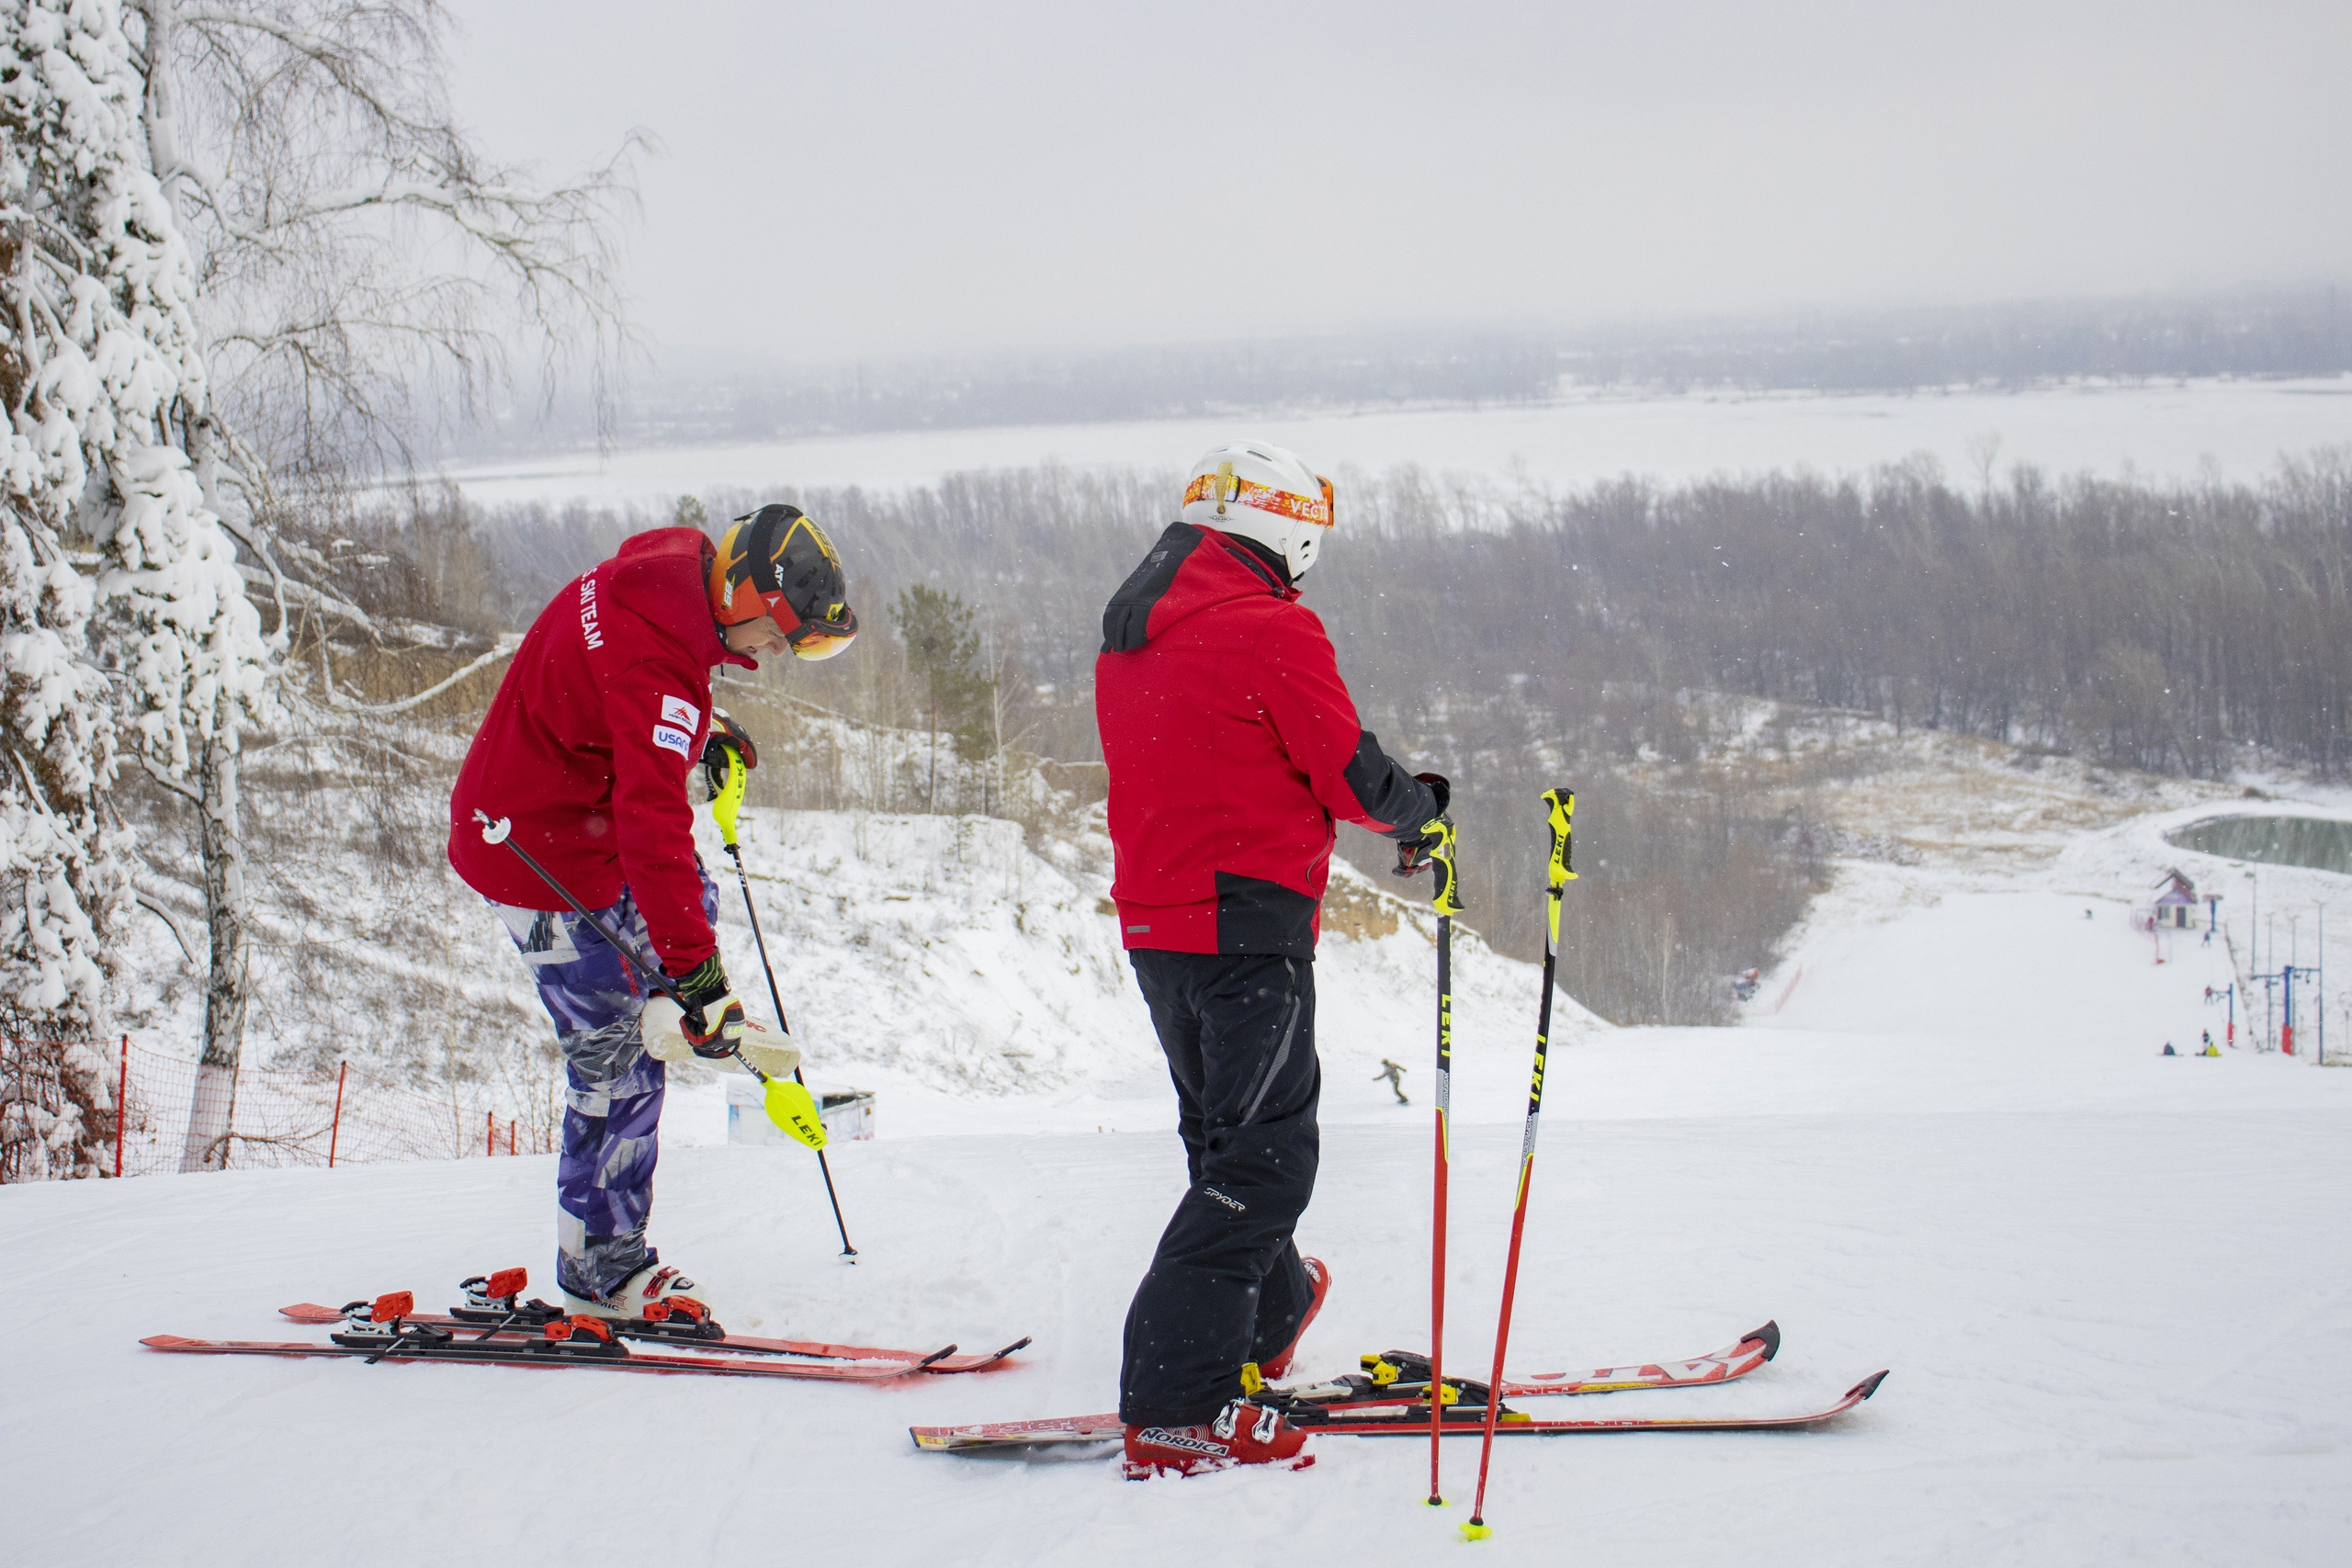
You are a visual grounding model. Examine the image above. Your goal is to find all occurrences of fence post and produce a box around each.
[485,1111,494,1157]
[507,1119,516,1156]
[328,1061,348,1168]
[114,1035,128,1179]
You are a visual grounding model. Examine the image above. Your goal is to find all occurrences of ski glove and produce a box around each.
[700,709,759,795]
[666,955,748,1057]
[1392,773,1453,875]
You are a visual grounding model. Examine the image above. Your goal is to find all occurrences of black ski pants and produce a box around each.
[1119,950,1320,1427]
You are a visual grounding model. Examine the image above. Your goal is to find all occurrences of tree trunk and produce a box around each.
[136,3,184,200]
[177,739,251,1172]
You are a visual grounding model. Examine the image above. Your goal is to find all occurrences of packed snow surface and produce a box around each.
[440,376,2352,508]
[8,811,2352,1565]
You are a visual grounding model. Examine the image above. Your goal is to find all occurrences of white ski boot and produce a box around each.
[561,1262,713,1324]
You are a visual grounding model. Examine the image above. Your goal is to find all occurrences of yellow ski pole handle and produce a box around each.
[1428,817,1464,918]
[709,742,748,850]
[1541,789,1576,953]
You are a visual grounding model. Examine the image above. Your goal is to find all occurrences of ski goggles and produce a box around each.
[1183,471,1336,529]
[783,604,858,661]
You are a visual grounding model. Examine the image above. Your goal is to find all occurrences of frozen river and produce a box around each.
[442,376,2352,507]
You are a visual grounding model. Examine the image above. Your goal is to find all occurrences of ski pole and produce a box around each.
[1423,818,1464,1506]
[1463,788,1575,1542]
[704,738,860,1259]
[470,809,827,1150]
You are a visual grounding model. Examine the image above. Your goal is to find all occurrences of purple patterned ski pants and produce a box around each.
[492,867,720,1301]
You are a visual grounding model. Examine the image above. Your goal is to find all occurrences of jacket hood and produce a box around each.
[607,527,755,671]
[1102,523,1296,653]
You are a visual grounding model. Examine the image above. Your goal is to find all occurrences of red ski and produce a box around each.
[277,1267,1029,1374]
[144,1330,954,1382]
[910,1371,1886,1453]
[276,1302,1030,1374]
[1317,1320,1779,1413]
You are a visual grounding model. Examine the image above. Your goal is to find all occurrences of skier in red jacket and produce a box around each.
[449,506,857,1315]
[1097,441,1451,1476]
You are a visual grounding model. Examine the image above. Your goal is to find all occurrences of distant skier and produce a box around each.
[1374,1058,1409,1104]
[1096,441,1451,1477]
[448,506,857,1317]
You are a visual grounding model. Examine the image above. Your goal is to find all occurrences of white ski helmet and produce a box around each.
[1180,440,1335,581]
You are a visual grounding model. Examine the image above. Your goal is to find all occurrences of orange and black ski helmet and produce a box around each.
[708,503,859,660]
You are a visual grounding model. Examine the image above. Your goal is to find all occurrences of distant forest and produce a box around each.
[335,447,2349,1024]
[458,288,2352,455]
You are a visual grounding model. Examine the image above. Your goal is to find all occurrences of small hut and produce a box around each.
[2152,869,2199,929]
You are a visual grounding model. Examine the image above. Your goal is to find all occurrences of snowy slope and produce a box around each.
[9,804,2352,1566]
[662,802,1588,1144]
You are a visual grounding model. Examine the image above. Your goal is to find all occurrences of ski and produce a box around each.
[1307,1320,1779,1414]
[910,1371,1887,1453]
[277,1267,1029,1374]
[144,1329,956,1382]
[276,1303,1031,1374]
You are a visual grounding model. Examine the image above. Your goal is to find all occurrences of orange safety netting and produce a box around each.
[0,1038,551,1182]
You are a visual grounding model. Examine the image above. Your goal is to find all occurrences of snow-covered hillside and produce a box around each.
[665,804,1580,1142]
[11,783,2350,1565]
[118,684,1573,1145]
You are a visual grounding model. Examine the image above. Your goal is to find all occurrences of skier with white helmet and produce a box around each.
[1097,441,1453,1476]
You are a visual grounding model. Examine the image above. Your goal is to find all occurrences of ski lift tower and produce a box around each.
[2251,960,2321,1055]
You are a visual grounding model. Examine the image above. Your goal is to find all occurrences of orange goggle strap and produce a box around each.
[1183,469,1335,529]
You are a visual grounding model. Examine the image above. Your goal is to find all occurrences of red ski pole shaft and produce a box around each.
[1426,819,1463,1506]
[1464,788,1574,1541]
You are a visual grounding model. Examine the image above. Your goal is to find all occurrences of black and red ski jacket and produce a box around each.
[447,528,757,972]
[1094,522,1438,957]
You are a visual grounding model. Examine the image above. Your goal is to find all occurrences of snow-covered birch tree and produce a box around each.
[3,0,275,1172]
[8,0,637,1176]
[124,2,636,1168]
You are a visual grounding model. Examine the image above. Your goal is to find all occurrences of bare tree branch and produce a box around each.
[137,0,644,484]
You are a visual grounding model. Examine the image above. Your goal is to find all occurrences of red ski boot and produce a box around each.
[1123,1400,1315,1480]
[1256,1256,1329,1381]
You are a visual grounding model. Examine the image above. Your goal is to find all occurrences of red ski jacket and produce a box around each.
[1095,523,1437,957]
[448,528,755,972]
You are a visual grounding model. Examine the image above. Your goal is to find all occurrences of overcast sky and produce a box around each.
[448,1,2352,368]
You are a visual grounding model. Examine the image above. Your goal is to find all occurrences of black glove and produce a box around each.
[1392,773,1453,877]
[666,954,747,1058]
[700,709,758,796]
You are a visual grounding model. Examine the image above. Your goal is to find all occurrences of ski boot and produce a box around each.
[1123,1399,1315,1479]
[561,1262,715,1327]
[1256,1256,1330,1380]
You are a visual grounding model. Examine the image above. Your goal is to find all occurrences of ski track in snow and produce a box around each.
[9,808,2352,1564]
